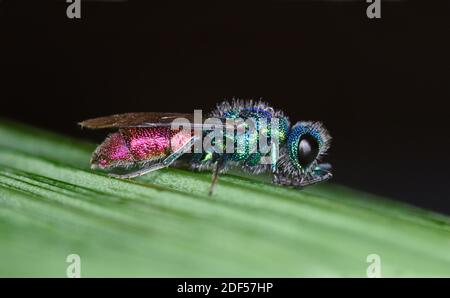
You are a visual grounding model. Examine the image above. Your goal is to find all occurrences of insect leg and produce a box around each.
[208,157,227,196]
[300,171,332,187]
[108,136,198,179]
[297,163,333,187]
[108,163,166,179]
[272,163,333,188]
[317,163,332,172]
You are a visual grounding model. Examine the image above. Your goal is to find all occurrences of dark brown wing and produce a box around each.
[79,112,196,129]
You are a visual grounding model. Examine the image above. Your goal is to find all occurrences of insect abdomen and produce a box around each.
[91,127,191,169]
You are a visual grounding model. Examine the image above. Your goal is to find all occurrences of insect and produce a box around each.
[79,99,332,194]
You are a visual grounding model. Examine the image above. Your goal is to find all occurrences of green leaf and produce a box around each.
[0,120,449,277]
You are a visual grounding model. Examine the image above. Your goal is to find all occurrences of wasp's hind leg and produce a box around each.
[108,163,166,179]
[109,136,198,179]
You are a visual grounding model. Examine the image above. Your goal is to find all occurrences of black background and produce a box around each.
[1,1,449,214]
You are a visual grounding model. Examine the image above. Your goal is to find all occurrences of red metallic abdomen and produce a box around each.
[91,127,191,169]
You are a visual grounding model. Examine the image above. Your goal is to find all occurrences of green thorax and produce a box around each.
[192,107,289,166]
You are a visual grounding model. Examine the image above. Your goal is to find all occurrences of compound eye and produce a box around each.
[298,134,320,168]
